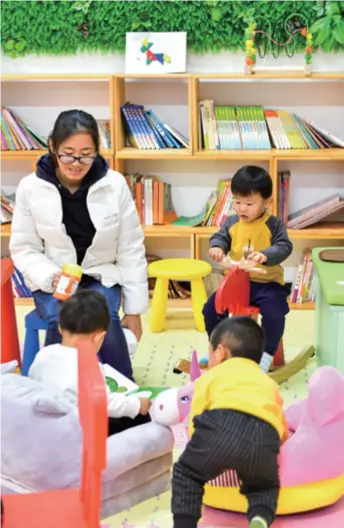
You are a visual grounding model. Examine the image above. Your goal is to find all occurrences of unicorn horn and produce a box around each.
[190,350,202,381]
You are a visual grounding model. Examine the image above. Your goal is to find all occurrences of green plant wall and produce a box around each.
[1,0,344,58]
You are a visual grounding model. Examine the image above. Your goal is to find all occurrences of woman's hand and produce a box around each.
[121,314,143,342]
[53,271,62,290]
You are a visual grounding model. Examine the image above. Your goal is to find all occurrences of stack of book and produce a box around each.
[1,107,47,151]
[277,171,291,224]
[203,179,235,227]
[287,194,344,229]
[1,190,15,225]
[121,103,189,150]
[97,120,111,150]
[290,251,316,304]
[12,266,31,298]
[147,255,191,299]
[125,173,176,226]
[198,101,344,151]
[265,111,344,150]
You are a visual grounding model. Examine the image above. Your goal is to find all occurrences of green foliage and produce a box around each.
[311,1,344,50]
[1,0,343,58]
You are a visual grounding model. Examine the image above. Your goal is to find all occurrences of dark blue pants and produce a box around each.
[202,281,289,357]
[32,278,134,380]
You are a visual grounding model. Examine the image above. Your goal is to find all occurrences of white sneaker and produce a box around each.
[249,516,268,528]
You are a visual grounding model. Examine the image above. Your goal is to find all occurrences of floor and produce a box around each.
[15,305,316,527]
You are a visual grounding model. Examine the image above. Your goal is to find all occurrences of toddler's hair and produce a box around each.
[210,316,265,364]
[231,165,272,199]
[59,290,110,334]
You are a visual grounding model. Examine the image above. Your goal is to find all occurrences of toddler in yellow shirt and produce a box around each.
[172,316,288,528]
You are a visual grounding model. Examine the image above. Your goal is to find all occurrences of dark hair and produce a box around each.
[49,109,100,154]
[231,165,272,199]
[210,316,265,364]
[59,290,110,334]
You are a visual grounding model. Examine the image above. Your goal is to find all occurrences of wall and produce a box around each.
[2,51,344,280]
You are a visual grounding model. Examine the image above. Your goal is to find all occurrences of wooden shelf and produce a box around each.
[195,72,344,80]
[1,149,113,161]
[14,297,34,306]
[273,148,344,160]
[2,74,112,81]
[116,147,193,160]
[1,150,48,160]
[3,222,344,240]
[195,148,344,161]
[289,301,315,310]
[144,225,195,236]
[288,222,344,240]
[1,224,11,238]
[195,150,272,161]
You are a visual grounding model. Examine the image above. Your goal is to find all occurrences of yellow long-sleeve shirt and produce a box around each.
[210,211,293,285]
[189,357,288,441]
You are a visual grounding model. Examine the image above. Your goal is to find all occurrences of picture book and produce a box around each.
[101,364,167,400]
[287,194,344,229]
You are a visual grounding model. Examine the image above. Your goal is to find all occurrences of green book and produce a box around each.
[172,206,207,227]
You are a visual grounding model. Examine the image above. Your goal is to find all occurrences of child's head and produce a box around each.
[231,165,272,222]
[59,290,110,352]
[208,316,265,368]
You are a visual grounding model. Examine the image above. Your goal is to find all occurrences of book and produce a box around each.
[277,171,291,224]
[12,266,32,298]
[102,364,166,400]
[172,206,208,227]
[287,194,344,229]
[121,103,188,150]
[97,120,111,149]
[1,107,47,151]
[198,103,343,151]
[1,190,15,225]
[290,250,316,304]
[125,173,176,226]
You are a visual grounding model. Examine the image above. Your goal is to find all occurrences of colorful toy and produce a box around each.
[219,255,267,274]
[244,14,312,75]
[140,38,171,66]
[152,360,344,515]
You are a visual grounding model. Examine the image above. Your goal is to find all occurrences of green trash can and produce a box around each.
[313,247,344,375]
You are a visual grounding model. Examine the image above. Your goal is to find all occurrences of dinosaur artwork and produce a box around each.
[125,32,186,74]
[140,38,171,66]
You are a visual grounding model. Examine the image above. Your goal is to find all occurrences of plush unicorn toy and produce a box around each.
[150,350,202,426]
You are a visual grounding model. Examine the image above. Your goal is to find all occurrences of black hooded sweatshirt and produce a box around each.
[35,154,108,265]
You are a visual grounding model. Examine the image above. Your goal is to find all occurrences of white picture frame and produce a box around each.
[125,32,187,74]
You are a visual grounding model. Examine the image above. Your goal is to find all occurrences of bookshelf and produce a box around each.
[2,72,344,310]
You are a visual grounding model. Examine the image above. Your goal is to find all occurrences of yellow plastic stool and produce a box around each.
[148,258,212,332]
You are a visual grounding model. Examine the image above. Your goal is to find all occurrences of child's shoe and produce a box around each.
[249,516,268,528]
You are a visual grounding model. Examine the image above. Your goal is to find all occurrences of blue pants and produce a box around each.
[202,281,289,356]
[32,278,134,380]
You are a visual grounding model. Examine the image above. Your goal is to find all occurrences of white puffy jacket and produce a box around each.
[9,169,149,315]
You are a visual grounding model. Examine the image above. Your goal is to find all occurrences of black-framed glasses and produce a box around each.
[57,153,97,166]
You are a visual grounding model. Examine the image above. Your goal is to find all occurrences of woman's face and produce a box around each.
[53,132,97,184]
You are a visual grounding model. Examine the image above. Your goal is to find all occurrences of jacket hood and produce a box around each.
[35,154,108,189]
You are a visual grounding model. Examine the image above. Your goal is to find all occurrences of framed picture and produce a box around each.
[125,32,187,74]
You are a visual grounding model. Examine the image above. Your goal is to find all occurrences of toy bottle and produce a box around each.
[53,263,83,301]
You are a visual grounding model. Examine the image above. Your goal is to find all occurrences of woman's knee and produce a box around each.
[33,292,60,324]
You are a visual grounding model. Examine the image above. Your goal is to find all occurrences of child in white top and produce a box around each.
[29,290,151,435]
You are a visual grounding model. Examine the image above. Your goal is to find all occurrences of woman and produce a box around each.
[10,109,148,379]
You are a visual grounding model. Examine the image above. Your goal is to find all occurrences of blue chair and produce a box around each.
[21,309,48,376]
